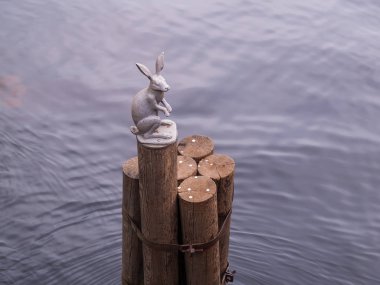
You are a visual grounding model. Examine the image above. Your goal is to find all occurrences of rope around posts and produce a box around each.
[221,262,237,284]
[124,207,232,255]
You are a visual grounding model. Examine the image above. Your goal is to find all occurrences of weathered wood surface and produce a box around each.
[138,141,178,285]
[177,155,197,185]
[198,154,235,276]
[177,135,214,162]
[178,176,220,285]
[177,155,197,285]
[122,157,143,285]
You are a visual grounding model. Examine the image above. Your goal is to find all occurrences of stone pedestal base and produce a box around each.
[136,119,177,148]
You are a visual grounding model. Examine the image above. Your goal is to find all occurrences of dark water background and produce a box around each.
[1,0,380,284]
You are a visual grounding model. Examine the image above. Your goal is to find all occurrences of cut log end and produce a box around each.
[122,156,139,179]
[177,135,214,162]
[177,156,197,182]
[178,190,213,203]
[198,154,235,180]
[178,176,217,196]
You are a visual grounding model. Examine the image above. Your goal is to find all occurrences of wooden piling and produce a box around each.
[123,134,235,284]
[198,154,235,278]
[178,176,220,285]
[137,142,178,285]
[177,155,197,285]
[178,135,214,162]
[122,157,143,285]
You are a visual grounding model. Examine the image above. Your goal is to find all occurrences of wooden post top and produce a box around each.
[122,156,139,179]
[178,176,217,196]
[177,135,214,161]
[198,154,235,180]
[178,190,214,203]
[177,156,197,182]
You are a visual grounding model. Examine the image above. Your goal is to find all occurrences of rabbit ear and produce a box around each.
[136,63,152,79]
[155,52,165,74]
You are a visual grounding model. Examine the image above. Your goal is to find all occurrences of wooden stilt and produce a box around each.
[177,155,197,285]
[137,142,178,285]
[198,154,235,278]
[178,176,220,285]
[122,157,143,285]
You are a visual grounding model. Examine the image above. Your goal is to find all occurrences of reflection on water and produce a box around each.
[0,75,26,108]
[1,0,380,284]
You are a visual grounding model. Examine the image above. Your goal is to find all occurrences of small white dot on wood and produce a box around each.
[179,160,183,163]
[189,196,193,199]
[187,188,191,191]
[191,139,196,142]
[189,164,193,167]
[195,176,198,178]
[206,189,210,192]
[178,186,181,189]
[210,163,213,166]
[205,160,208,162]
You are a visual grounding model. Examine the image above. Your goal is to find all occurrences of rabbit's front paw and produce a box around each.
[166,105,172,113]
[164,111,170,117]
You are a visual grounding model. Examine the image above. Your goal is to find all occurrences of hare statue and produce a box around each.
[130,52,173,139]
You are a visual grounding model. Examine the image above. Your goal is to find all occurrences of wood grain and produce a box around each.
[177,155,197,185]
[198,154,235,276]
[178,177,220,285]
[122,157,143,285]
[177,135,214,162]
[138,142,178,285]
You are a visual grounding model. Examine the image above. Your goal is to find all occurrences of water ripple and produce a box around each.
[2,0,380,284]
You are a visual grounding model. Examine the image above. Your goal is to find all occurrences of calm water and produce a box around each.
[1,0,380,284]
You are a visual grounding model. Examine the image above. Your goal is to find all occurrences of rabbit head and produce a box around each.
[136,52,171,92]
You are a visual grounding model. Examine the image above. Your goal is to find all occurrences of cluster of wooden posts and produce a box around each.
[122,135,235,285]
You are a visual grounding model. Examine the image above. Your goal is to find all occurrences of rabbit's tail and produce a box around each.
[130,126,140,135]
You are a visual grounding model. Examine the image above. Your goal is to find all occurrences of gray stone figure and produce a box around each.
[130,52,175,141]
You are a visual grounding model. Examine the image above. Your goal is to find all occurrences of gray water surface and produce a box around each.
[1,1,380,284]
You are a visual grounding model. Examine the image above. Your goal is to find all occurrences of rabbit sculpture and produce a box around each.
[130,52,173,139]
